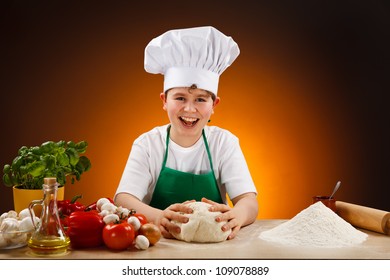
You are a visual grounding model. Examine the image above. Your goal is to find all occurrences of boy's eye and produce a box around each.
[196,98,206,102]
[175,97,185,101]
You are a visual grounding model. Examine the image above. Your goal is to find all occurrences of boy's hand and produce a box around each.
[158,200,194,238]
[201,197,240,240]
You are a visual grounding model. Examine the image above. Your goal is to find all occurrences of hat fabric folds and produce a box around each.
[144,26,240,95]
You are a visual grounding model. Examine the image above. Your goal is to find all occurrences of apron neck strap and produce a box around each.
[163,125,214,170]
[162,126,171,167]
[202,129,214,171]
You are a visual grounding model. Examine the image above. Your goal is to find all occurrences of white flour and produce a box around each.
[259,202,368,247]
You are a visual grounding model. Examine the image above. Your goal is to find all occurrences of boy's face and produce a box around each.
[160,87,220,142]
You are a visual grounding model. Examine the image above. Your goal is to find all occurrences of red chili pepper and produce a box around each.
[85,197,115,211]
[58,195,86,216]
[70,199,86,212]
[67,211,105,248]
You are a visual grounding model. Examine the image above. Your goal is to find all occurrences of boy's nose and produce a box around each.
[184,102,196,112]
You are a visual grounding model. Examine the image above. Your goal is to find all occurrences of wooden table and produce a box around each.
[1,220,390,259]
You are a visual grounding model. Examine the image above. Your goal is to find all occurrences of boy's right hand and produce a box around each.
[158,200,194,239]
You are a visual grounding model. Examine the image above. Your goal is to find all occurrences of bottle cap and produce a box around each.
[43,177,57,186]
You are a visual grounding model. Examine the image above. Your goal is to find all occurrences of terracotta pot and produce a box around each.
[12,185,65,215]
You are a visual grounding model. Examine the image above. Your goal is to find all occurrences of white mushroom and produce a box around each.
[100,202,117,214]
[127,216,141,231]
[103,213,120,224]
[96,198,111,211]
[116,206,130,219]
[134,235,149,250]
[98,209,110,217]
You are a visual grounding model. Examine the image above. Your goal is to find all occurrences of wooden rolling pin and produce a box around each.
[336,201,390,235]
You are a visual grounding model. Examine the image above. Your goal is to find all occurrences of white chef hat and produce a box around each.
[144,26,240,95]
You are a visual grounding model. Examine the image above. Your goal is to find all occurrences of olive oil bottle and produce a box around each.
[28,177,70,255]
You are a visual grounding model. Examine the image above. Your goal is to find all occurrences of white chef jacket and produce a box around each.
[115,124,257,204]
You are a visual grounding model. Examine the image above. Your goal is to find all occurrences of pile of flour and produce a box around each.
[259,202,368,247]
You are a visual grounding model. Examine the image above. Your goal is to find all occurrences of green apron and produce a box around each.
[149,126,223,209]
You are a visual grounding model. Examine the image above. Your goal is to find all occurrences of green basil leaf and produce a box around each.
[56,140,66,148]
[66,141,75,148]
[3,164,11,174]
[75,141,88,153]
[3,174,12,187]
[26,161,46,177]
[78,156,91,172]
[57,153,69,166]
[31,146,42,155]
[12,156,23,170]
[42,154,56,169]
[40,141,56,154]
[66,147,79,166]
[18,146,28,156]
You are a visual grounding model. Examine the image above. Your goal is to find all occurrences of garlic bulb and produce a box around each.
[0,218,20,240]
[19,216,39,232]
[18,208,31,220]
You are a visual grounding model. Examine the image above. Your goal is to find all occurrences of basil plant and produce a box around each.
[3,140,91,189]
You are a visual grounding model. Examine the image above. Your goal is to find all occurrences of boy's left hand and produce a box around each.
[201,197,240,240]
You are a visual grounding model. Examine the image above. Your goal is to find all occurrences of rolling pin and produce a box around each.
[336,201,390,235]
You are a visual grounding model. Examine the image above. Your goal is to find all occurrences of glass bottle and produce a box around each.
[28,177,70,255]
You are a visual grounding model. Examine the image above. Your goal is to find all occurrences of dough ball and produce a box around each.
[171,201,231,243]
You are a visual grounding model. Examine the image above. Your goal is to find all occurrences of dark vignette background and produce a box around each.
[1,0,389,217]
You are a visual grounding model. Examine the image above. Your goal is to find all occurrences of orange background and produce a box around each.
[1,1,389,218]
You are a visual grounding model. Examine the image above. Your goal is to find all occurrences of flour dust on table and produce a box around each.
[259,202,368,247]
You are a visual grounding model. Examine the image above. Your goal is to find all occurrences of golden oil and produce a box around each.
[28,236,70,255]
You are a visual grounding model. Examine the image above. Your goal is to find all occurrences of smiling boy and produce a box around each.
[115,26,258,240]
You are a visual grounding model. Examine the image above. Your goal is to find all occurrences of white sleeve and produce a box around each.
[217,135,257,200]
[115,141,153,202]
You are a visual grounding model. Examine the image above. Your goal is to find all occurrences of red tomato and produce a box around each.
[139,223,161,245]
[103,223,135,250]
[133,213,148,225]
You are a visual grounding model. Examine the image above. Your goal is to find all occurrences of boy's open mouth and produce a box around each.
[179,116,199,127]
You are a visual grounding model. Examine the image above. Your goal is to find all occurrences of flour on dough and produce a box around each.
[171,201,231,243]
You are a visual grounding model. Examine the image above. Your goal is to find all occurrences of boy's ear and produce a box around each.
[160,92,167,110]
[213,96,220,108]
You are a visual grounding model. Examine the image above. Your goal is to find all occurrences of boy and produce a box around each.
[115,26,258,240]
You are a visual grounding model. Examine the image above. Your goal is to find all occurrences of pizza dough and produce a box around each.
[171,201,231,243]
